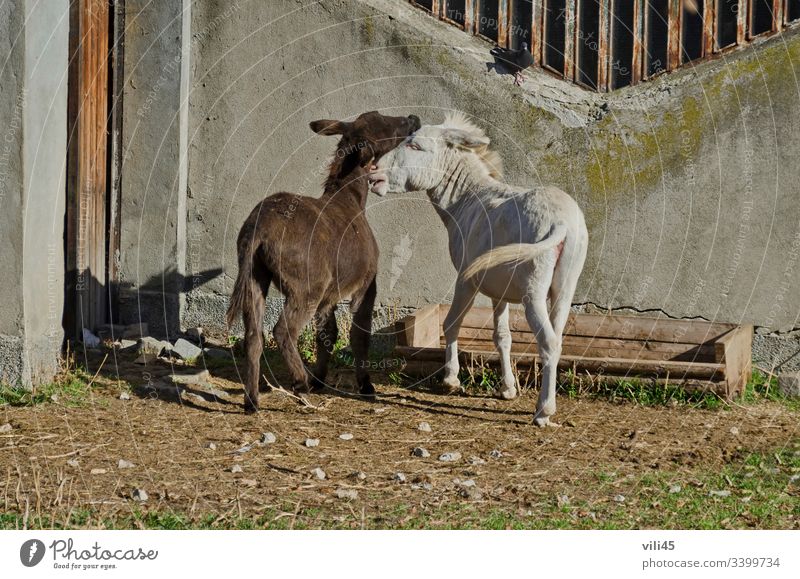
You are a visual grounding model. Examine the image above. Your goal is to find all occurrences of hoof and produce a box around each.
[441,375,462,395]
[292,381,311,394]
[359,380,376,399]
[533,416,560,428]
[243,401,258,414]
[498,385,518,400]
[309,376,327,392]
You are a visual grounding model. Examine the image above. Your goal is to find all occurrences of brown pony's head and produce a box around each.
[310,111,421,176]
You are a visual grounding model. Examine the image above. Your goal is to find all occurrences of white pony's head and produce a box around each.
[368,112,502,196]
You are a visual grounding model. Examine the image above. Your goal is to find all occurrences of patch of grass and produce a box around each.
[0,371,92,407]
[741,369,799,411]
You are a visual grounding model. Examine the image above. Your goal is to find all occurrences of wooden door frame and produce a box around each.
[65,0,124,337]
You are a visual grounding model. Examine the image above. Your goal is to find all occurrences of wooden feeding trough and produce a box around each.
[393,305,753,398]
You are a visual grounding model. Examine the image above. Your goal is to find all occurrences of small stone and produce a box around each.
[239,478,257,488]
[460,479,476,487]
[90,468,107,475]
[122,323,149,339]
[305,438,320,448]
[230,464,243,473]
[260,432,277,445]
[438,451,462,462]
[489,449,503,459]
[669,484,682,494]
[335,488,358,500]
[373,407,388,414]
[350,471,367,482]
[171,369,211,385]
[468,456,486,465]
[131,488,148,502]
[459,485,482,500]
[82,328,101,348]
[417,421,432,432]
[741,495,752,503]
[181,392,206,404]
[134,352,159,365]
[338,433,354,440]
[66,459,79,468]
[118,339,138,351]
[393,472,407,483]
[411,482,433,491]
[138,337,170,356]
[778,371,800,397]
[412,447,431,458]
[205,442,217,451]
[204,347,231,360]
[789,474,799,484]
[557,494,570,507]
[709,490,731,498]
[0,423,12,433]
[613,494,626,503]
[233,444,252,454]
[117,459,135,469]
[119,392,131,400]
[172,338,203,360]
[311,467,327,480]
[729,426,740,435]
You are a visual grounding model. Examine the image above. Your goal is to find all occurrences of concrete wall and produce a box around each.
[118,0,190,336]
[0,0,68,385]
[120,0,800,368]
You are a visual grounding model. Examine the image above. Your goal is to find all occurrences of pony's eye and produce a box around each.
[407,142,421,150]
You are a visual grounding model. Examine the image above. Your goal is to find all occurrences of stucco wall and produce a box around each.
[120,0,800,368]
[0,0,68,386]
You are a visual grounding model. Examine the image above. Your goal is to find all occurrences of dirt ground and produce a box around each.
[1,346,798,529]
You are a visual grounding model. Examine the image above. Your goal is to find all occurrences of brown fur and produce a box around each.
[227,111,420,412]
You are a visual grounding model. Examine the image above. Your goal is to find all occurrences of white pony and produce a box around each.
[369,113,588,426]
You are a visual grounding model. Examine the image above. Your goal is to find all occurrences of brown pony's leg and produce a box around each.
[349,277,377,398]
[310,307,338,391]
[242,271,269,413]
[274,297,315,392]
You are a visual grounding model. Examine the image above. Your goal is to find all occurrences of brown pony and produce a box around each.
[227,111,420,412]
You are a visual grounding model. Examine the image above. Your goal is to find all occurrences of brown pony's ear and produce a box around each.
[309,119,349,136]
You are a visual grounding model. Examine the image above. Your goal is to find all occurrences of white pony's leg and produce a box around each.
[548,232,588,338]
[492,300,517,399]
[441,281,478,393]
[523,257,559,427]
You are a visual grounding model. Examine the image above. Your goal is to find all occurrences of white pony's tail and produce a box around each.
[462,224,567,280]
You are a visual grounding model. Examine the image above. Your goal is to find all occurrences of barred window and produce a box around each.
[405,0,798,91]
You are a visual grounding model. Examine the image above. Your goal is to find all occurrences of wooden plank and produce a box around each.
[703,0,715,57]
[442,305,735,344]
[715,325,753,397]
[396,305,442,348]
[668,0,682,70]
[396,346,726,380]
[532,0,543,66]
[451,329,719,361]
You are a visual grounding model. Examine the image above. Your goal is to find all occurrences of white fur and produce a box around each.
[370,113,588,426]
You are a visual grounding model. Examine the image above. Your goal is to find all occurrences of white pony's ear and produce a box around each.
[440,128,490,150]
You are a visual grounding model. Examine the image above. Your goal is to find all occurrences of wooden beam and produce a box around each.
[715,325,753,397]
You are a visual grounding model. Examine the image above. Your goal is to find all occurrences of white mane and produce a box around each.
[442,112,504,179]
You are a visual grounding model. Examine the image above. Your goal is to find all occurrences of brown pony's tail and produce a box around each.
[226,236,258,328]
